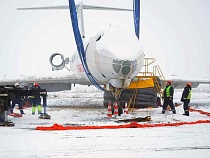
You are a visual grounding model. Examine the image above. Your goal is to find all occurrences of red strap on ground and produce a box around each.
[189,107,210,117]
[35,108,210,131]
[36,119,210,131]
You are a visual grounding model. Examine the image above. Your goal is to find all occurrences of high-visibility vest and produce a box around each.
[164,86,171,97]
[187,89,192,99]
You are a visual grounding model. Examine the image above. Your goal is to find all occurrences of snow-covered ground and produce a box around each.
[1,85,210,158]
[47,85,104,107]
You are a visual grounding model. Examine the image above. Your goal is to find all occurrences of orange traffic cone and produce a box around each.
[107,102,112,118]
[124,103,129,114]
[114,102,119,116]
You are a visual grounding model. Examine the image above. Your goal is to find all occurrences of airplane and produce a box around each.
[0,0,144,101]
[0,0,210,108]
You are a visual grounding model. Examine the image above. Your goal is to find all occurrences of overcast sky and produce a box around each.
[0,0,210,79]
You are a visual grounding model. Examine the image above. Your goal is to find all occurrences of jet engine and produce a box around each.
[49,53,69,71]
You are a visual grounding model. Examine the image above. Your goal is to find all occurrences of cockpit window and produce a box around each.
[113,59,138,77]
[113,60,122,65]
[121,66,131,76]
[122,61,131,66]
[113,64,121,73]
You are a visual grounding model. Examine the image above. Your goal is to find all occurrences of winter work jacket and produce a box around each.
[163,85,174,100]
[181,86,192,102]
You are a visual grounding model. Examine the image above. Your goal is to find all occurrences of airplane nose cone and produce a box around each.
[113,59,138,77]
[94,27,144,80]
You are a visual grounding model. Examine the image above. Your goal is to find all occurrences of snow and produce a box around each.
[47,85,103,107]
[1,85,210,158]
[0,71,76,82]
[96,26,143,60]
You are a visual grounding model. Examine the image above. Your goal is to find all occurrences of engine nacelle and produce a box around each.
[49,53,68,71]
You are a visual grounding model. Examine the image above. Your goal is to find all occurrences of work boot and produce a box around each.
[184,111,189,116]
[20,110,25,114]
[185,111,189,116]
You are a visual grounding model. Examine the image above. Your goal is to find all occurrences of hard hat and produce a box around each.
[187,82,192,87]
[15,83,20,87]
[34,82,39,86]
[167,80,172,84]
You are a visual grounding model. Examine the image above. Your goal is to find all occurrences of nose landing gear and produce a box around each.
[112,88,122,101]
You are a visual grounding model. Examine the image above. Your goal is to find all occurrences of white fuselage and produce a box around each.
[70,28,144,88]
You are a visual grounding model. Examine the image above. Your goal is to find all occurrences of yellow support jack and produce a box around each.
[126,58,165,108]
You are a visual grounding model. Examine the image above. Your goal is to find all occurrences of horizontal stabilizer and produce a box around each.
[17,5,133,11]
[162,79,210,89]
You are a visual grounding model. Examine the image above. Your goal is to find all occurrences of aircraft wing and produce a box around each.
[0,72,89,92]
